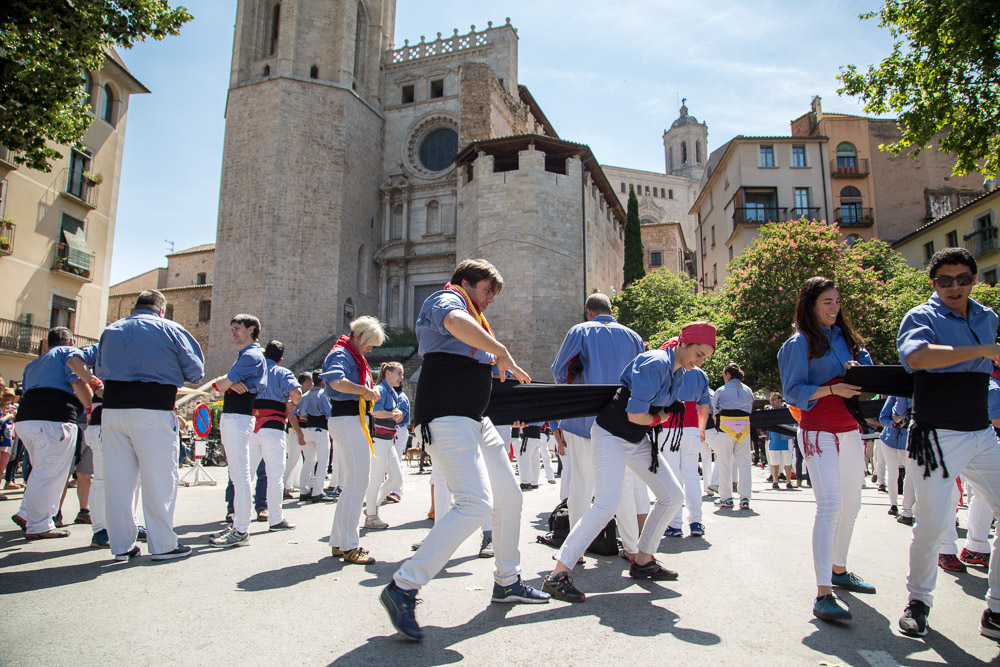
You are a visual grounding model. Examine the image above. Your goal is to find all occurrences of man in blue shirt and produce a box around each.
[248,340,301,531]
[13,327,98,540]
[298,372,334,502]
[550,294,644,539]
[208,314,267,548]
[95,290,204,560]
[894,248,1000,639]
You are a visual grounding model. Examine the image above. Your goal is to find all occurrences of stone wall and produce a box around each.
[165,250,214,288]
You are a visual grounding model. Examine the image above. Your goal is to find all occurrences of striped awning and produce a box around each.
[62,230,92,271]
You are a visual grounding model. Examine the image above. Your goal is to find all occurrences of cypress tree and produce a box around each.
[623,184,646,286]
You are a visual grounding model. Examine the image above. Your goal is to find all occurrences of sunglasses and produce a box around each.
[932,273,974,288]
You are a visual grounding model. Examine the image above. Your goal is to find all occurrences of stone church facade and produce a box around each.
[208,0,705,380]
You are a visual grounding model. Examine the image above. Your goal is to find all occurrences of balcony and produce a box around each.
[0,220,14,256]
[835,207,874,227]
[0,317,98,356]
[831,158,870,178]
[52,242,96,281]
[964,226,999,258]
[0,145,16,169]
[733,207,786,226]
[789,207,822,220]
[61,168,99,209]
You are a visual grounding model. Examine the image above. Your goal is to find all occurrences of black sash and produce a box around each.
[15,387,82,423]
[102,380,177,411]
[254,398,287,431]
[223,391,256,415]
[330,399,360,417]
[595,388,653,444]
[306,414,328,429]
[907,371,990,479]
[414,352,492,425]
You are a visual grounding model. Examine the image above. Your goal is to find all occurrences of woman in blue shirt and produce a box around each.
[777,276,874,623]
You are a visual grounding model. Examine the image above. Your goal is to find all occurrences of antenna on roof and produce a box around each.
[165,239,175,254]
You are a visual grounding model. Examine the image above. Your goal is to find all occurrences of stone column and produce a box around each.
[401,197,410,242]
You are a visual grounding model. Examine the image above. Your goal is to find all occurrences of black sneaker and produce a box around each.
[897,515,914,526]
[629,559,679,581]
[899,599,929,636]
[980,608,1000,640]
[114,545,141,562]
[151,544,192,561]
[542,572,585,602]
[888,505,898,516]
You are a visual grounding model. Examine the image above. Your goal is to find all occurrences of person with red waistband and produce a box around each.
[778,276,873,623]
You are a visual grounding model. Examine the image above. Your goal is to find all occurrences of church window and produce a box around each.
[196,272,207,285]
[652,187,658,197]
[419,128,458,171]
[668,189,674,199]
[268,3,280,56]
[621,182,626,194]
[425,200,441,235]
[102,84,117,126]
[668,146,674,171]
[430,79,445,98]
[391,203,404,240]
[401,85,414,104]
[310,64,319,79]
[650,251,662,267]
[681,142,688,164]
[262,64,270,76]
[695,140,702,163]
[645,185,650,196]
[353,2,368,88]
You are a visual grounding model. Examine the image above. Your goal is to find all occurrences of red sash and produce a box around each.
[798,378,857,433]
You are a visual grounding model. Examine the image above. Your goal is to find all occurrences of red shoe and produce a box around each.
[938,554,967,572]
[11,514,26,532]
[960,547,990,567]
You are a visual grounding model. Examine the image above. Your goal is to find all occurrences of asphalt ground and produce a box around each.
[2,459,999,666]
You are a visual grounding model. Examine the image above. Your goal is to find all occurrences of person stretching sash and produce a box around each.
[778,276,874,623]
[248,340,301,531]
[381,259,549,642]
[894,248,1000,639]
[364,361,405,529]
[324,316,385,564]
[663,365,711,537]
[208,314,267,548]
[542,322,715,602]
[95,290,204,560]
[712,363,755,511]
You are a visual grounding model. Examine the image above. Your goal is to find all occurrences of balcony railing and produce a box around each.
[62,168,99,208]
[733,207,786,225]
[835,207,874,227]
[789,207,822,220]
[52,243,96,281]
[0,220,14,256]
[0,317,98,356]
[831,158,870,177]
[0,145,16,169]
[964,226,999,258]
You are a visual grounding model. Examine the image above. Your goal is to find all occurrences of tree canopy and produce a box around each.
[0,1,192,171]
[838,0,1000,178]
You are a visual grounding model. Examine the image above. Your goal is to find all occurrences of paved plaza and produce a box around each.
[2,461,999,666]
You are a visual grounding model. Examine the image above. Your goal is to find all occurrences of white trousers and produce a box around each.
[802,429,864,587]
[880,444,905,507]
[557,424,683,567]
[86,424,107,532]
[966,483,996,553]
[665,427,704,527]
[248,427,287,525]
[908,427,1000,611]
[716,431,752,501]
[900,456,917,517]
[102,409,180,555]
[284,435,303,489]
[701,430,715,493]
[617,470,652,554]
[394,417,520,590]
[300,427,330,497]
[329,415,371,551]
[518,437,551,485]
[939,484,960,555]
[874,440,886,484]
[391,425,408,496]
[431,456,492,532]
[220,413,254,533]
[565,431,595,532]
[15,420,77,534]
[557,449,570,502]
[365,436,403,515]
[332,435,347,489]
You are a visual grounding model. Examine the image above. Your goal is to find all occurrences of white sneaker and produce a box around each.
[209,528,250,548]
[364,515,389,530]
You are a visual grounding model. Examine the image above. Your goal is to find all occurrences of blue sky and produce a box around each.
[110,0,893,283]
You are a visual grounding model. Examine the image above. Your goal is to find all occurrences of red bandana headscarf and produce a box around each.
[659,322,717,350]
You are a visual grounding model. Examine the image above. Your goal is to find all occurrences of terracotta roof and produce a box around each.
[891,188,999,246]
[168,243,216,257]
[110,283,213,298]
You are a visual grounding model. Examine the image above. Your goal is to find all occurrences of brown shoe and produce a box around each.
[331,546,344,557]
[26,529,71,540]
[343,547,375,564]
[256,508,269,522]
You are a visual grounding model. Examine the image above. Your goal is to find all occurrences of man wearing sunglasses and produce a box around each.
[895,247,1000,639]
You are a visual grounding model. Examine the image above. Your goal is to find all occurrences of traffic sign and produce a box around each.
[193,402,211,438]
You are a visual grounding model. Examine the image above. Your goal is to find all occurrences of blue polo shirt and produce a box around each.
[878,396,911,450]
[550,314,645,438]
[23,346,83,394]
[297,387,332,418]
[372,379,400,413]
[712,378,755,413]
[226,342,267,394]
[320,347,370,402]
[619,348,686,413]
[396,391,410,428]
[95,310,204,386]
[415,290,496,364]
[257,359,299,403]
[897,294,998,374]
[677,367,711,404]
[777,326,873,411]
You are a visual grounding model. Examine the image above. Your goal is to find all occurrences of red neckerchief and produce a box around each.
[992,368,1000,382]
[444,282,494,354]
[332,335,372,389]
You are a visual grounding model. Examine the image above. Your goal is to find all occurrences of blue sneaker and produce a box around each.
[832,571,876,594]
[664,526,684,537]
[137,525,148,542]
[90,528,110,548]
[813,593,852,621]
[491,576,551,604]
[689,522,705,537]
[380,582,422,641]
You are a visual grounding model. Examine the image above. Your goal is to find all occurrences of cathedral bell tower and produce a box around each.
[662,99,708,182]
[208,0,395,376]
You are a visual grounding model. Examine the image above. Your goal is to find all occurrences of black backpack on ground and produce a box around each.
[536,499,619,556]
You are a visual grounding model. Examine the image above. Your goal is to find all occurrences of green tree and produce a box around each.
[1,1,192,171]
[612,269,698,341]
[838,0,1000,178]
[622,185,646,286]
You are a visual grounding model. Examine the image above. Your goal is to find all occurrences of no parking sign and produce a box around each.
[193,402,211,438]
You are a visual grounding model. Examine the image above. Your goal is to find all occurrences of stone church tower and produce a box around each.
[207,0,394,376]
[663,100,708,182]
